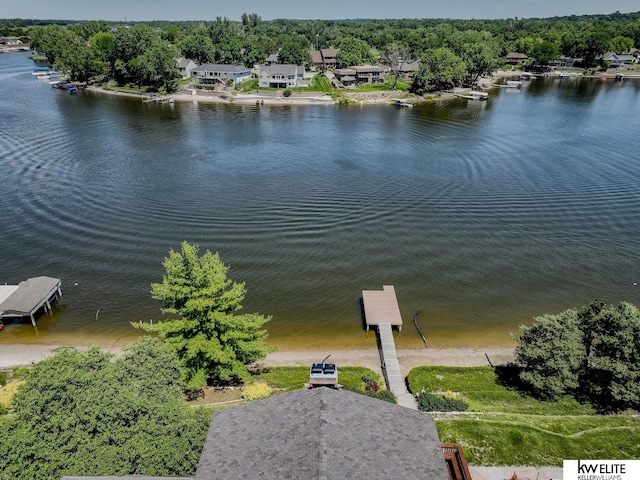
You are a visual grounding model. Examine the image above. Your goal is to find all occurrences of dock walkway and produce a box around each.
[362,285,416,409]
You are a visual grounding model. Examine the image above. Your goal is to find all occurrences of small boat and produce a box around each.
[32,67,51,77]
[506,80,522,88]
[455,90,489,100]
[389,98,413,108]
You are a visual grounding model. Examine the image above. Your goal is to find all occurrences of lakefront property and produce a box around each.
[2,9,640,480]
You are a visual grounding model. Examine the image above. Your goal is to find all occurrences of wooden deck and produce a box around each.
[362,285,411,404]
[362,285,403,331]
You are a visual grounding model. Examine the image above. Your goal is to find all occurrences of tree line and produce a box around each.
[17,12,640,91]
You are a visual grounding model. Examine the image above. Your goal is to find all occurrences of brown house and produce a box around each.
[309,48,339,70]
[505,52,528,65]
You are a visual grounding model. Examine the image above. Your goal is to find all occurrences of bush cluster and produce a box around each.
[242,382,272,401]
[415,391,469,412]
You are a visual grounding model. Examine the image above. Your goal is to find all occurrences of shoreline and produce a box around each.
[0,343,515,377]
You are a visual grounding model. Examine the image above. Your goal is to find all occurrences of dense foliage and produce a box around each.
[134,241,272,389]
[0,337,210,480]
[515,300,640,412]
[15,11,639,91]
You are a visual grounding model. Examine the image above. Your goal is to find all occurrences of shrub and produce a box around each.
[242,382,272,401]
[365,380,380,392]
[10,366,30,380]
[361,371,378,383]
[364,388,397,403]
[282,89,292,97]
[416,390,469,412]
[0,371,7,386]
[0,380,25,410]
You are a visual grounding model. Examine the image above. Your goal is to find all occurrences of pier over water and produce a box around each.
[362,286,416,409]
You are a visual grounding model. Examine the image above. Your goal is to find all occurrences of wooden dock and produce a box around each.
[362,285,414,407]
[0,277,62,327]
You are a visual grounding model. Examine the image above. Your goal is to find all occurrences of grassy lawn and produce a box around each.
[408,366,640,465]
[103,84,147,94]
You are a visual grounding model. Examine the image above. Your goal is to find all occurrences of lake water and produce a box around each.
[1,51,639,350]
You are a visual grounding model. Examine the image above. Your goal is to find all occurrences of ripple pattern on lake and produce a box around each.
[1,52,640,349]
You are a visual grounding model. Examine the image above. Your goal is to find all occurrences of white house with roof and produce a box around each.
[258,64,305,88]
[190,64,252,86]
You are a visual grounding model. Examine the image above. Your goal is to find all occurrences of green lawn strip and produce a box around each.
[435,414,640,466]
[408,366,593,415]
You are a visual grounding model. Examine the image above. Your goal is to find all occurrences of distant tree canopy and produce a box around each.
[18,10,640,89]
[514,300,640,412]
[134,241,273,389]
[0,338,210,480]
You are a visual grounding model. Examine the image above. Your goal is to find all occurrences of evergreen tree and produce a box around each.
[134,241,273,388]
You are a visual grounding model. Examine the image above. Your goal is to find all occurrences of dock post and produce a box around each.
[30,314,36,327]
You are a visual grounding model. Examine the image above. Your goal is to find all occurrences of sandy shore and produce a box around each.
[0,344,514,378]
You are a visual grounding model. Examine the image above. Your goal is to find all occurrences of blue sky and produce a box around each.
[3,0,639,21]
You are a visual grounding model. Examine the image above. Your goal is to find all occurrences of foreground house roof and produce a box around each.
[195,387,449,480]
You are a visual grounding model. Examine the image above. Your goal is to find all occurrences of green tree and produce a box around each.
[335,36,374,68]
[134,241,273,388]
[410,47,465,94]
[180,31,215,65]
[531,40,560,66]
[515,300,640,411]
[0,339,209,480]
[609,35,634,53]
[514,309,584,399]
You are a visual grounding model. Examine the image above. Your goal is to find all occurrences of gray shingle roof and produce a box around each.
[195,388,449,480]
[192,64,250,74]
[0,276,61,317]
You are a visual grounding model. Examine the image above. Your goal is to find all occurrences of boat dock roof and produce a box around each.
[0,276,62,325]
[362,285,403,331]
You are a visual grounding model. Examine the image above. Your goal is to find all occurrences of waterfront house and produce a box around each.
[176,58,197,79]
[258,64,305,88]
[266,53,279,65]
[333,68,357,86]
[190,64,252,86]
[549,55,576,68]
[505,52,528,65]
[596,53,625,68]
[352,65,385,84]
[309,48,339,70]
[397,60,419,78]
[333,65,385,86]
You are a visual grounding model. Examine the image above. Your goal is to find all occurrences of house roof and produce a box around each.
[194,387,449,480]
[0,276,61,318]
[320,48,339,58]
[177,58,195,69]
[309,50,323,64]
[334,68,356,75]
[192,63,250,74]
[260,64,305,75]
[399,61,419,72]
[352,65,385,73]
[266,53,279,63]
[506,52,528,59]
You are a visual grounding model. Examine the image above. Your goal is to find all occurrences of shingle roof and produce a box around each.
[260,64,305,75]
[0,276,61,318]
[192,64,250,74]
[195,388,449,480]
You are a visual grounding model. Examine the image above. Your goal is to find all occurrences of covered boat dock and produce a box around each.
[0,276,63,327]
